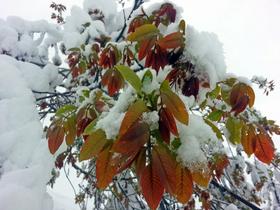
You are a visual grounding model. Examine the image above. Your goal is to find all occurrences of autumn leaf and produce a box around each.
[113,121,149,156]
[159,108,178,137]
[152,144,177,195]
[127,24,159,42]
[101,68,124,96]
[157,32,184,49]
[48,122,65,154]
[175,163,193,204]
[138,37,157,60]
[241,125,256,156]
[119,99,147,136]
[140,164,164,210]
[160,81,189,125]
[79,129,108,161]
[254,132,275,164]
[135,148,146,178]
[230,83,255,115]
[96,142,117,189]
[192,169,211,188]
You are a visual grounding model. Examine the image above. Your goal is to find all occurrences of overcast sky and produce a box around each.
[1,0,280,204]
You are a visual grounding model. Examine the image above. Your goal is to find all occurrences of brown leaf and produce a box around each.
[48,122,65,154]
[96,142,117,189]
[160,83,189,125]
[152,144,177,195]
[119,100,147,137]
[254,132,275,164]
[191,169,211,188]
[140,164,164,210]
[113,121,149,156]
[175,163,193,204]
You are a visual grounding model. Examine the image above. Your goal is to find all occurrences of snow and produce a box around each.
[225,204,239,210]
[177,114,223,171]
[0,55,54,210]
[185,25,227,88]
[0,17,61,65]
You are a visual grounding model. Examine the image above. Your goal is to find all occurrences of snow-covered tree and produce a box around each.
[0,0,280,210]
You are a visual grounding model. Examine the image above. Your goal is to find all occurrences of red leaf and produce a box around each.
[159,108,179,137]
[113,121,149,156]
[254,132,275,164]
[152,144,177,195]
[138,37,156,60]
[159,119,171,144]
[157,32,183,49]
[47,122,65,154]
[140,164,164,210]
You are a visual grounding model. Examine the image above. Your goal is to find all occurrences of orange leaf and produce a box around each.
[48,122,65,154]
[138,37,156,60]
[241,125,256,156]
[157,32,184,49]
[96,142,117,189]
[254,132,275,164]
[159,108,178,137]
[192,169,211,188]
[79,129,108,161]
[175,163,193,204]
[119,100,147,137]
[152,144,177,195]
[140,164,164,210]
[113,121,149,156]
[160,82,189,124]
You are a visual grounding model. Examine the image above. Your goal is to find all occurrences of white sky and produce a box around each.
[1,0,280,206]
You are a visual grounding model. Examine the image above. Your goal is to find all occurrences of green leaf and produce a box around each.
[208,85,221,100]
[115,65,142,92]
[171,138,181,150]
[79,129,108,161]
[207,110,223,122]
[83,118,97,135]
[204,119,223,140]
[127,24,160,42]
[141,70,153,85]
[226,117,243,144]
[56,105,77,117]
[68,47,81,52]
